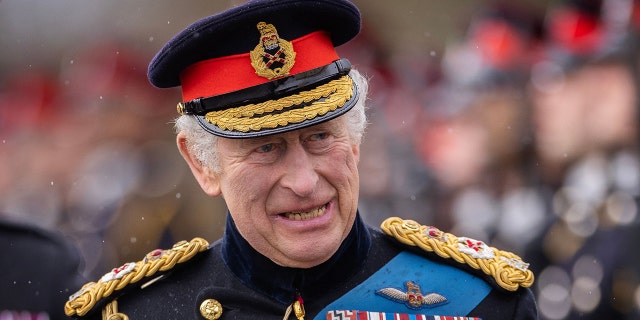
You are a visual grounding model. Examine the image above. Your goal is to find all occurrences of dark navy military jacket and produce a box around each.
[69,214,537,319]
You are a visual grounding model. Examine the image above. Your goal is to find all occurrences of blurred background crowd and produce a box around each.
[2,0,640,319]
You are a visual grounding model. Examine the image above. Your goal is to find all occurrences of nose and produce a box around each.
[279,142,319,197]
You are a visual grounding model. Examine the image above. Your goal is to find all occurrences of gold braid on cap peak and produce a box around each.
[65,237,210,317]
[204,75,353,132]
[380,217,534,291]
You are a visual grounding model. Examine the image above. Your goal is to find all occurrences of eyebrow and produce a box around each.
[235,136,275,150]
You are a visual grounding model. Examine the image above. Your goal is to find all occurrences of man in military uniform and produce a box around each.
[65,0,538,319]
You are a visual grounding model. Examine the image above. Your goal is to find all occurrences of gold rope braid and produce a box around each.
[204,76,354,132]
[65,237,210,317]
[102,300,128,320]
[380,217,534,291]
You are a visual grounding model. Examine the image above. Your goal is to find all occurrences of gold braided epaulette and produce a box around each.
[65,237,210,317]
[380,217,534,292]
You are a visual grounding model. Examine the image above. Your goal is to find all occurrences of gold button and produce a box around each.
[200,299,223,320]
[401,220,420,231]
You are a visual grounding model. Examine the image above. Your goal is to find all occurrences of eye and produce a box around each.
[256,143,276,153]
[304,131,334,152]
[309,132,329,141]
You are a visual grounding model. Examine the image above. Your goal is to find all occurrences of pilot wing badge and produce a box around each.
[376,281,447,309]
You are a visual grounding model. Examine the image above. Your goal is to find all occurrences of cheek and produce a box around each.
[219,167,265,208]
[327,147,360,192]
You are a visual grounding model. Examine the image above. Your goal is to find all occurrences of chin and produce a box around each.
[283,242,341,268]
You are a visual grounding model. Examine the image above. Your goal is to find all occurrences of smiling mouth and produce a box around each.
[281,204,327,221]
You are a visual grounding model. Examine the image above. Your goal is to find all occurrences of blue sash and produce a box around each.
[316,251,491,319]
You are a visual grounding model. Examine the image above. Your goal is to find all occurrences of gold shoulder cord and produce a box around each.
[65,237,210,318]
[380,217,534,291]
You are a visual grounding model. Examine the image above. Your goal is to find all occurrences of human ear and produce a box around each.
[352,143,360,164]
[176,132,222,197]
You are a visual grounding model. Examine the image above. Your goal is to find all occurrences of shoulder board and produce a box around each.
[64,237,210,318]
[380,217,534,292]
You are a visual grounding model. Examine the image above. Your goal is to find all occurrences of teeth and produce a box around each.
[284,205,326,221]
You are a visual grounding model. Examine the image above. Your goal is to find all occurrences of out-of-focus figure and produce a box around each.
[0,40,228,281]
[414,2,547,253]
[525,0,640,318]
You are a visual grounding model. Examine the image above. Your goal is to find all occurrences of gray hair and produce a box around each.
[175,69,369,172]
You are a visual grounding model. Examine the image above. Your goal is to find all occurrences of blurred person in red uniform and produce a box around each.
[0,72,85,320]
[414,2,547,252]
[524,0,640,318]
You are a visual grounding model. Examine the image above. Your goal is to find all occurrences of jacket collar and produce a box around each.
[221,212,371,305]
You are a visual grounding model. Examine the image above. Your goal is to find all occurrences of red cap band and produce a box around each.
[180,31,339,101]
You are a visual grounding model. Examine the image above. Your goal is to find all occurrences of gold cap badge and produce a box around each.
[250,22,296,79]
